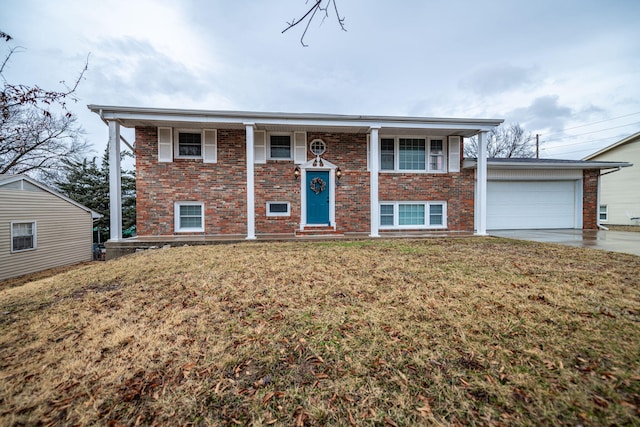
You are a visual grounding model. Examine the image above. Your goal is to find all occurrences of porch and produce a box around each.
[104,231,475,260]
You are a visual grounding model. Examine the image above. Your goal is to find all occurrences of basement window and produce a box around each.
[379,202,447,229]
[175,202,204,232]
[266,202,290,217]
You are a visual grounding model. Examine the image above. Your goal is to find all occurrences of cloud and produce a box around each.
[460,64,540,96]
[508,95,573,132]
[85,37,230,108]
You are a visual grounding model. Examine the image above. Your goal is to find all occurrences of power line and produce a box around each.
[543,121,640,142]
[541,134,622,149]
[543,111,640,139]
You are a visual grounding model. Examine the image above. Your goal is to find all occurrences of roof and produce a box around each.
[462,157,633,170]
[583,130,640,160]
[0,174,102,219]
[88,105,504,138]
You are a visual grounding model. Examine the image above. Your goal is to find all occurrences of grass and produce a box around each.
[1,237,639,426]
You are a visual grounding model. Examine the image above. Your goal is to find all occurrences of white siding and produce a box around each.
[590,142,640,225]
[0,187,93,281]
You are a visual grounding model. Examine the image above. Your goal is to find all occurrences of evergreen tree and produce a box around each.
[55,148,135,243]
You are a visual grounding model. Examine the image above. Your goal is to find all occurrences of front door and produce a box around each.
[306,171,330,225]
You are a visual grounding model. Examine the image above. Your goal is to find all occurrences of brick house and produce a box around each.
[88,106,630,257]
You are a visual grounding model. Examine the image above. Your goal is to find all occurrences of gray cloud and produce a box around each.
[508,95,573,132]
[460,64,539,96]
[87,37,217,106]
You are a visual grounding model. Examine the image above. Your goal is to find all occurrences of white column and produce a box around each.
[108,120,122,241]
[475,131,488,235]
[244,123,256,239]
[369,126,381,237]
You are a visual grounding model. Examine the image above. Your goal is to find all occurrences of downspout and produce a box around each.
[597,167,622,230]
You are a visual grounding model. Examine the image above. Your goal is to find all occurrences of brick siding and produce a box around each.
[135,127,474,236]
[582,169,599,229]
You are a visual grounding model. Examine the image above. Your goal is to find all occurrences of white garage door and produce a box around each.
[487,181,578,230]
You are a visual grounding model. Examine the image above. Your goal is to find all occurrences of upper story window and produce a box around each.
[177,132,202,157]
[429,139,445,171]
[11,221,36,252]
[379,137,446,172]
[159,127,217,163]
[174,129,202,159]
[269,134,292,160]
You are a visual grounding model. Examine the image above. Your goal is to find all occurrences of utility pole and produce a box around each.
[536,134,539,159]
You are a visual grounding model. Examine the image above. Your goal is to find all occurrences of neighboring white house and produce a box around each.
[0,174,99,281]
[584,131,639,226]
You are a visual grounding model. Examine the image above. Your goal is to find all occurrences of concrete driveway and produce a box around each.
[489,229,640,257]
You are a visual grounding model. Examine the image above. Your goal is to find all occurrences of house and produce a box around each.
[0,174,99,281]
[584,131,639,226]
[88,106,630,258]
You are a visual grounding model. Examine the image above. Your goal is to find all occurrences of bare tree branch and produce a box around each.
[282,0,346,47]
[465,124,536,159]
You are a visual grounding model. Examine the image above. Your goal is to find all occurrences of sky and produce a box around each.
[2,0,640,160]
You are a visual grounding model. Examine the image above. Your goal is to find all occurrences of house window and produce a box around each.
[176,131,202,157]
[309,139,326,156]
[269,134,292,160]
[379,202,447,229]
[378,137,445,172]
[380,204,394,226]
[11,221,36,252]
[266,201,291,217]
[429,139,445,171]
[175,202,204,232]
[380,138,395,170]
[599,205,608,222]
[399,138,426,171]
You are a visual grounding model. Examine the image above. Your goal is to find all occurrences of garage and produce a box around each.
[487,180,580,230]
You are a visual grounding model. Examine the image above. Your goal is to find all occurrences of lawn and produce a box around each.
[1,238,639,426]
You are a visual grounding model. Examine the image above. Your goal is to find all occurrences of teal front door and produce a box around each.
[306,171,330,224]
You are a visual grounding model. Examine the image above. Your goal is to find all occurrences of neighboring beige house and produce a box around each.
[584,131,639,226]
[0,174,98,281]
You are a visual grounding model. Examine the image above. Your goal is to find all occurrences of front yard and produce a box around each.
[0,238,638,425]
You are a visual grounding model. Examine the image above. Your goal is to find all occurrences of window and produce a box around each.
[380,204,394,226]
[599,205,608,222]
[399,138,426,170]
[176,131,202,157]
[378,137,445,172]
[175,202,204,232]
[269,134,292,159]
[309,139,326,156]
[11,221,36,252]
[266,201,291,217]
[379,202,446,229]
[429,139,445,171]
[380,138,395,170]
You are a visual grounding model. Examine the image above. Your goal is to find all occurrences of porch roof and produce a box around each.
[88,105,503,138]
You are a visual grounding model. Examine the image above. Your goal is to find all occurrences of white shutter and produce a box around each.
[158,127,173,162]
[448,136,461,172]
[254,130,266,164]
[203,129,217,163]
[293,132,307,164]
